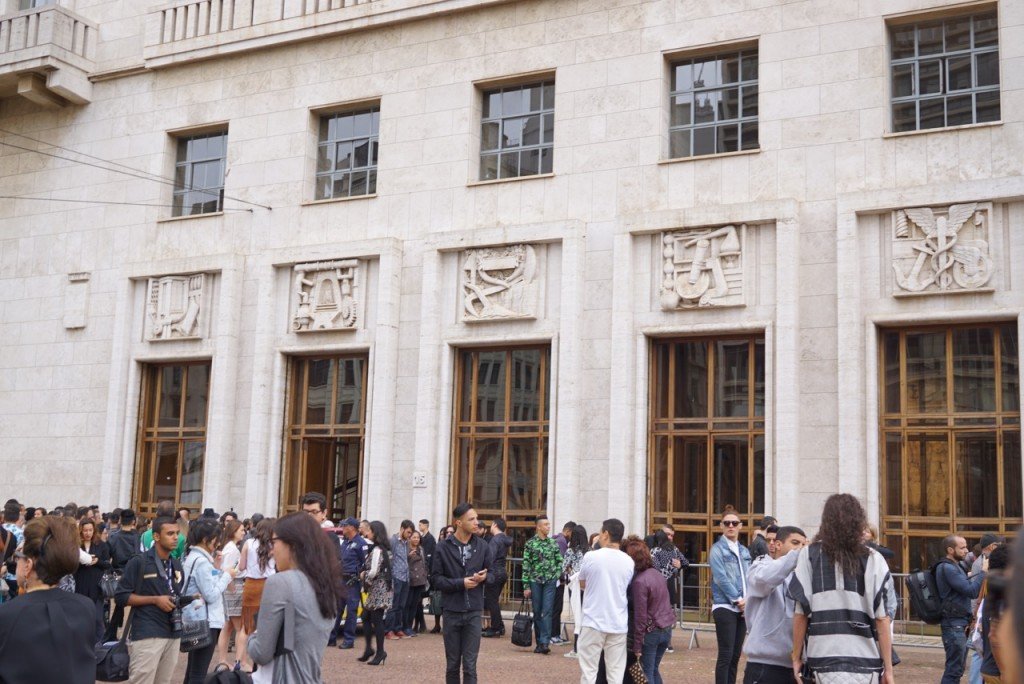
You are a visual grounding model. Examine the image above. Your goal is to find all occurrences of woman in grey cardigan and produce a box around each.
[247,512,343,684]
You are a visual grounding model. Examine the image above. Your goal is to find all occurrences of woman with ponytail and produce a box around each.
[0,515,95,683]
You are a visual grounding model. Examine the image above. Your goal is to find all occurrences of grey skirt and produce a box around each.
[223,577,245,617]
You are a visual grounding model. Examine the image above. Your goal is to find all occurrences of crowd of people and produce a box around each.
[0,493,1019,684]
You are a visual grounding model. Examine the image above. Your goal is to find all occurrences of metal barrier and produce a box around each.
[500,559,941,648]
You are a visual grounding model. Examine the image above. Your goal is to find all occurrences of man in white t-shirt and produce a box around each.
[576,518,634,684]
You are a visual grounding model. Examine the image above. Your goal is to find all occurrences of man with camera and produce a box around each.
[115,516,191,684]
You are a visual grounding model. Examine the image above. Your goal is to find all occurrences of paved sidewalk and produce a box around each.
[172,627,948,683]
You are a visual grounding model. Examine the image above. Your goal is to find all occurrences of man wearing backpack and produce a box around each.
[104,508,141,642]
[936,534,987,684]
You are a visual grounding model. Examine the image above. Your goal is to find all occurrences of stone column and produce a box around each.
[772,217,800,524]
[100,276,134,510]
[243,263,278,516]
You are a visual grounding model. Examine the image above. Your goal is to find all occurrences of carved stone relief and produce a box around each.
[146,273,205,341]
[892,203,992,296]
[461,244,538,322]
[292,260,360,332]
[659,225,744,310]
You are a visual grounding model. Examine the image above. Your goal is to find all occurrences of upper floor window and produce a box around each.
[669,49,759,159]
[480,80,554,181]
[890,10,999,133]
[316,106,379,200]
[19,0,53,9]
[172,131,226,217]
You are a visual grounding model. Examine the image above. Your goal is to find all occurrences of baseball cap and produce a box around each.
[340,517,359,528]
[979,533,1004,548]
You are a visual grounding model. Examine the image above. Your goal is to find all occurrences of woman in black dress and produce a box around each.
[73,517,110,643]
[0,516,96,684]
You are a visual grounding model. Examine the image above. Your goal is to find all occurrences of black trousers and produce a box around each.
[713,608,746,684]
[484,570,507,632]
[104,601,125,642]
[550,581,564,639]
[442,610,481,684]
[184,627,220,684]
[742,662,793,684]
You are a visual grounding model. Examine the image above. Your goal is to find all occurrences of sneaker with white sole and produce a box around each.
[564,650,577,658]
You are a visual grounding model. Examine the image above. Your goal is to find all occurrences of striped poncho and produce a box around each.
[788,542,893,676]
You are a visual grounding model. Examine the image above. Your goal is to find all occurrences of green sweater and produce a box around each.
[522,535,562,584]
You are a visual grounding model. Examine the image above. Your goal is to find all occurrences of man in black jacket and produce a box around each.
[419,519,437,569]
[431,502,496,684]
[482,517,512,638]
[104,508,141,642]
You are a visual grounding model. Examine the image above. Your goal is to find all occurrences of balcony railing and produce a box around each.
[144,0,515,67]
[0,4,96,106]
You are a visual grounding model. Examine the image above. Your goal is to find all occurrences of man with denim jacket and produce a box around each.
[742,526,807,684]
[936,534,987,684]
[709,509,752,684]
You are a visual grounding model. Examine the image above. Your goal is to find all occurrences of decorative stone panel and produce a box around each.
[460,244,538,322]
[145,273,206,341]
[63,272,90,329]
[891,202,992,297]
[292,259,360,332]
[659,225,744,310]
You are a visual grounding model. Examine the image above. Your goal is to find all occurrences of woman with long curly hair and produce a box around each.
[236,517,275,673]
[789,494,895,684]
[247,512,343,682]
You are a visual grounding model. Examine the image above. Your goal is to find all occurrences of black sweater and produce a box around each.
[0,589,96,684]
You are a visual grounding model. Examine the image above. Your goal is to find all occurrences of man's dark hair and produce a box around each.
[765,524,779,536]
[110,508,122,524]
[120,508,136,525]
[419,519,429,526]
[563,521,577,532]
[775,526,805,544]
[301,492,327,511]
[155,501,175,518]
[493,517,507,532]
[152,516,177,536]
[452,502,473,520]
[401,519,415,531]
[942,534,961,556]
[758,516,778,531]
[989,544,1010,571]
[3,501,20,523]
[602,518,625,544]
[77,506,89,520]
[535,514,549,525]
[250,513,265,526]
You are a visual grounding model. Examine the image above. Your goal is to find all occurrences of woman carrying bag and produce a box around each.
[181,518,237,684]
[74,517,111,644]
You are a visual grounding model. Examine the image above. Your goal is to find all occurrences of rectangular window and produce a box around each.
[282,355,368,519]
[19,0,53,9]
[890,10,1000,132]
[479,81,554,181]
[668,50,759,159]
[135,362,211,515]
[879,323,1021,574]
[649,336,766,563]
[453,346,550,558]
[172,131,227,217]
[315,107,379,200]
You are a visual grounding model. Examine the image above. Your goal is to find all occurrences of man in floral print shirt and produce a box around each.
[522,514,563,654]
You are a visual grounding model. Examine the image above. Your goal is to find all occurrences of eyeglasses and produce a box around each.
[721,520,741,527]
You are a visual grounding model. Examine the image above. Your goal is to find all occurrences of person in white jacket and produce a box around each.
[741,526,807,684]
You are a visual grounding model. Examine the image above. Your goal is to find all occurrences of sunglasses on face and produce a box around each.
[721,520,740,527]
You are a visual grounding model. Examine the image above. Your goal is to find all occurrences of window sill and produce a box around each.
[658,148,761,165]
[301,194,377,207]
[157,211,224,224]
[883,120,1002,139]
[467,173,554,188]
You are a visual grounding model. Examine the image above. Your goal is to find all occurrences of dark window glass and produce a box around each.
[480,81,554,180]
[316,106,379,200]
[172,131,227,217]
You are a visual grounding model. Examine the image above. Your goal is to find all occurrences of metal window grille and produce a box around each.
[668,50,759,159]
[315,107,379,200]
[479,81,554,181]
[890,11,1000,132]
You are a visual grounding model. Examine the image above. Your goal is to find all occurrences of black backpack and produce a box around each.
[907,559,970,624]
[204,664,254,684]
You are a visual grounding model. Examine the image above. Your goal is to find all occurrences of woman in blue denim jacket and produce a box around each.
[182,518,237,684]
[709,509,752,684]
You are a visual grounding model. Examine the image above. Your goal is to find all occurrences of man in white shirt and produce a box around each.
[576,518,634,684]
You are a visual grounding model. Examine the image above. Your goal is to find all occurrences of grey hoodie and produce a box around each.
[742,549,800,668]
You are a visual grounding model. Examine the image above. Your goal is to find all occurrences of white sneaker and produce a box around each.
[564,650,577,658]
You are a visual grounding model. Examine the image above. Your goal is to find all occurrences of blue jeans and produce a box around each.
[641,626,671,684]
[386,578,409,632]
[941,623,968,684]
[530,579,557,646]
[968,647,983,684]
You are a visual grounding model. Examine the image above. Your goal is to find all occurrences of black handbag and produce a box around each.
[179,557,213,653]
[510,598,533,648]
[96,612,132,681]
[100,570,122,600]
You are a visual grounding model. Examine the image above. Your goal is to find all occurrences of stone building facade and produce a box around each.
[0,0,1022,568]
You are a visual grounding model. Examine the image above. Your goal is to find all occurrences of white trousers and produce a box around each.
[577,626,627,684]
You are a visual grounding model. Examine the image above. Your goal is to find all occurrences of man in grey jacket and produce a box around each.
[741,525,807,684]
